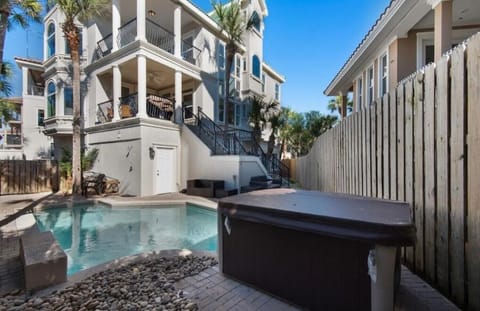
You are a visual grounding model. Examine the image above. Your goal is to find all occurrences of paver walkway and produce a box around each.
[175,265,300,311]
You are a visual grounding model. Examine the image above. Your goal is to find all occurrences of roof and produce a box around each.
[5,97,23,105]
[262,62,285,83]
[323,0,431,96]
[14,57,42,65]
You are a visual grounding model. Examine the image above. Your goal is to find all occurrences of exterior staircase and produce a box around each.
[184,107,290,188]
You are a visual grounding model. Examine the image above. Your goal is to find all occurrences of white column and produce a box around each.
[136,0,146,41]
[174,6,182,58]
[22,67,29,96]
[175,70,183,123]
[137,55,147,118]
[433,0,452,61]
[112,0,120,51]
[112,65,121,121]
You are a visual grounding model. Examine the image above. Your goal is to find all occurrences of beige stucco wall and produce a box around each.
[88,119,181,196]
[181,125,267,192]
[22,96,52,159]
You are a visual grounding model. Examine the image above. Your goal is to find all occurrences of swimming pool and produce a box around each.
[35,203,217,275]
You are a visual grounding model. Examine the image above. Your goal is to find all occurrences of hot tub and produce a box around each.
[218,189,415,311]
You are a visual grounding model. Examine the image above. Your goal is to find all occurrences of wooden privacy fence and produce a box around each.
[0,160,59,195]
[296,32,480,310]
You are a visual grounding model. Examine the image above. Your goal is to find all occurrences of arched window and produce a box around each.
[47,23,55,58]
[252,55,260,78]
[251,11,261,32]
[47,81,56,117]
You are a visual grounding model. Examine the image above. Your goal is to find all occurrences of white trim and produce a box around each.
[355,73,363,111]
[378,51,389,97]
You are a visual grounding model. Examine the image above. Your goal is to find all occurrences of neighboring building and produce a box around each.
[325,0,480,111]
[0,98,23,159]
[19,0,285,196]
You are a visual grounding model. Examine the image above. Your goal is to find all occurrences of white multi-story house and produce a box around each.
[18,0,286,196]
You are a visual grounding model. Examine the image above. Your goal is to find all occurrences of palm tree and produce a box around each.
[0,0,42,63]
[52,0,106,194]
[248,95,279,146]
[211,0,253,130]
[0,60,13,96]
[327,95,353,116]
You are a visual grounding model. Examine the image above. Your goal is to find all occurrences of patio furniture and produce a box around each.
[186,179,224,198]
[82,171,106,196]
[218,189,416,311]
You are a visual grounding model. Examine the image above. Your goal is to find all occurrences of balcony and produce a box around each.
[96,93,174,125]
[4,134,22,147]
[27,85,44,97]
[43,115,74,136]
[95,18,201,66]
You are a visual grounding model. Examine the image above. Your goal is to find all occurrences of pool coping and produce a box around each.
[33,194,218,213]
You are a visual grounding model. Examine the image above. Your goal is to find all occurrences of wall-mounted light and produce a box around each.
[149,146,155,159]
[148,10,156,17]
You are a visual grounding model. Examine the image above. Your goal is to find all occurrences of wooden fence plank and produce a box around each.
[390,89,397,200]
[377,98,383,198]
[467,33,480,311]
[397,84,406,202]
[414,71,425,273]
[366,106,371,197]
[383,94,390,199]
[371,103,377,197]
[405,79,415,266]
[354,113,359,195]
[424,64,437,283]
[436,55,450,294]
[449,44,466,307]
[362,109,367,196]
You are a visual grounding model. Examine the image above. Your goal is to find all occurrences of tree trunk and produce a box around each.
[0,8,10,64]
[224,43,235,131]
[267,131,275,159]
[67,27,82,195]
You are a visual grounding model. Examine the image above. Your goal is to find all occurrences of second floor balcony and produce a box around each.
[95,17,201,66]
[96,93,174,125]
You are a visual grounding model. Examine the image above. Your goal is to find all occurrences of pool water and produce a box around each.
[35,203,217,275]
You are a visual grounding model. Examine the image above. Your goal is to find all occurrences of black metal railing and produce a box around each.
[119,93,138,119]
[117,18,137,48]
[6,134,22,146]
[94,18,201,65]
[185,107,290,185]
[146,95,174,121]
[146,19,175,54]
[27,85,44,96]
[96,33,113,59]
[182,39,201,65]
[97,99,113,124]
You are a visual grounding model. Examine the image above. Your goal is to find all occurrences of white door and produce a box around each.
[154,148,176,194]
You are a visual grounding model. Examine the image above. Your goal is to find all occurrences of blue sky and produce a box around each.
[4,0,390,115]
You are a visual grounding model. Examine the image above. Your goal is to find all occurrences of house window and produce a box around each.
[275,83,280,101]
[243,57,247,71]
[235,55,241,77]
[357,77,363,110]
[47,82,56,117]
[65,29,82,56]
[235,104,241,126]
[38,109,45,126]
[252,55,260,78]
[367,66,374,105]
[379,54,388,96]
[251,11,261,32]
[262,74,265,92]
[64,87,73,115]
[218,98,225,123]
[425,45,434,65]
[47,23,55,58]
[218,43,225,70]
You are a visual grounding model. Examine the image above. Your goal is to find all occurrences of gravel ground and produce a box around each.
[0,255,217,311]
